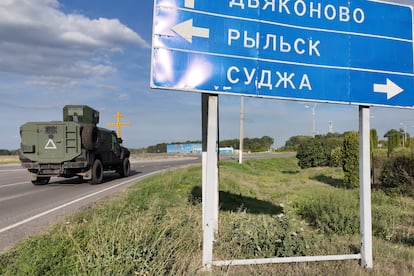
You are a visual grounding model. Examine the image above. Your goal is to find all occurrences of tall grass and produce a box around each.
[1,157,413,275]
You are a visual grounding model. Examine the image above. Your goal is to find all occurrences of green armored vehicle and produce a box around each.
[19,105,130,185]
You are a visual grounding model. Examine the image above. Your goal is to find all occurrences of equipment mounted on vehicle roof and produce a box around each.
[19,105,130,185]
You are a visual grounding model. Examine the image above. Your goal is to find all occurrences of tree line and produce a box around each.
[135,136,274,154]
[0,149,19,155]
[291,130,414,198]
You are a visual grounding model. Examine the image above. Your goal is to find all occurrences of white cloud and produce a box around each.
[117,93,129,101]
[0,0,149,88]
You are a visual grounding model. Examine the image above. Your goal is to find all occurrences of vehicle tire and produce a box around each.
[89,159,103,184]
[31,177,50,185]
[118,158,130,177]
[82,126,98,151]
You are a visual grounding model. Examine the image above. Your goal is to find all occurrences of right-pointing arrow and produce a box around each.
[171,19,210,43]
[373,79,403,100]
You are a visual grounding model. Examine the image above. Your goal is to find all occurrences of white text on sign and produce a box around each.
[229,0,365,24]
[228,29,321,56]
[227,66,312,91]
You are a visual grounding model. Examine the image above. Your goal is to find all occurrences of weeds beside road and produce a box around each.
[1,157,413,275]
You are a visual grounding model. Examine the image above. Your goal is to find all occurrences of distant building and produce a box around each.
[167,143,234,154]
[219,147,234,154]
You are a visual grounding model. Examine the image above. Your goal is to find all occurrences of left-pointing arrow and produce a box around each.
[171,19,210,43]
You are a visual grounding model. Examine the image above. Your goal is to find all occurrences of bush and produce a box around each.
[296,139,329,169]
[295,191,359,235]
[296,135,344,169]
[385,129,401,156]
[330,146,342,167]
[342,132,359,189]
[216,213,309,258]
[379,155,414,197]
[371,191,408,242]
[283,136,312,151]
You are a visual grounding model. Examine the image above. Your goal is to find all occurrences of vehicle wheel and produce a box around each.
[118,158,130,177]
[81,126,98,151]
[31,177,50,185]
[89,159,103,184]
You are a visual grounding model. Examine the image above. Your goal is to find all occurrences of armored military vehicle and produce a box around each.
[19,105,130,185]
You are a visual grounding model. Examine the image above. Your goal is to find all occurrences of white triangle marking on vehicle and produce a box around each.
[45,139,57,149]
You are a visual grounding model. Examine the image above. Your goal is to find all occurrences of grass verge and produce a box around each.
[0,156,19,164]
[1,157,413,275]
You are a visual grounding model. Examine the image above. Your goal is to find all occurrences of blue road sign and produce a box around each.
[151,0,414,108]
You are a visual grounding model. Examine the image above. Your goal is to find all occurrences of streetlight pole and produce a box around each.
[328,120,333,133]
[400,123,407,147]
[305,104,317,138]
[239,96,244,164]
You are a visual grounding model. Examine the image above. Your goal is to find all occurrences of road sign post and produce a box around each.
[359,106,373,268]
[151,0,414,270]
[201,93,218,269]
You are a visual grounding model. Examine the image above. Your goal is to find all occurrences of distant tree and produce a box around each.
[259,136,274,151]
[409,138,414,150]
[384,129,401,156]
[330,146,342,167]
[370,129,378,150]
[220,139,239,149]
[242,136,274,152]
[283,136,312,151]
[144,136,274,153]
[398,128,411,147]
[324,132,343,139]
[147,143,167,153]
[295,133,344,169]
[0,149,13,155]
[296,139,328,169]
[342,131,359,189]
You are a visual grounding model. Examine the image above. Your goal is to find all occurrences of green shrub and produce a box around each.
[216,213,309,258]
[296,139,329,169]
[385,129,401,156]
[330,146,343,167]
[371,191,414,244]
[342,132,359,189]
[296,135,344,169]
[370,129,379,150]
[379,155,414,197]
[295,191,359,235]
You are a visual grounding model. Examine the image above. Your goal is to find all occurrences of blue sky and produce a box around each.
[1,0,414,150]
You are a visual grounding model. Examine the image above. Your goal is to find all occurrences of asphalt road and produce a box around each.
[0,157,200,253]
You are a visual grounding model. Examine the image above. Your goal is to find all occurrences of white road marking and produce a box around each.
[0,171,163,234]
[0,182,29,188]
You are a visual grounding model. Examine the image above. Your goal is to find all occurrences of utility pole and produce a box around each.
[305,104,317,138]
[239,96,244,164]
[107,112,131,138]
[400,123,407,147]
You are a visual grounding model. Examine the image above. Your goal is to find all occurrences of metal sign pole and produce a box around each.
[202,94,218,270]
[359,106,373,268]
[202,94,208,232]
